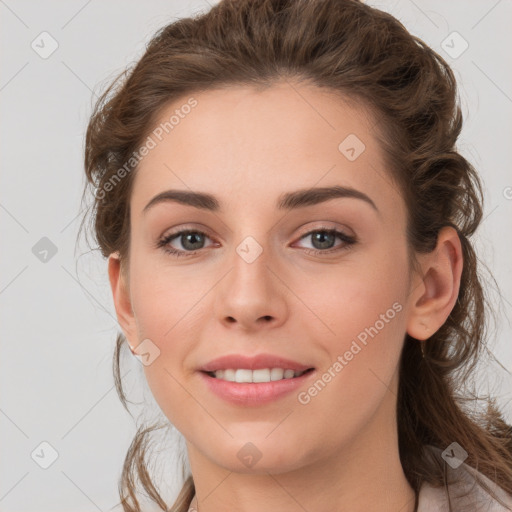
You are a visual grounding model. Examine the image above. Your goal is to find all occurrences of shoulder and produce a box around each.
[417,445,512,512]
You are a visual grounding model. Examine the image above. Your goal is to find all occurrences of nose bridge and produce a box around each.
[213,230,288,329]
[229,232,275,297]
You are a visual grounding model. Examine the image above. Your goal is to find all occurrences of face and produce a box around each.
[113,81,417,475]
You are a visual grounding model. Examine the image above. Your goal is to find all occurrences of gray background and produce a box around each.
[1,1,511,510]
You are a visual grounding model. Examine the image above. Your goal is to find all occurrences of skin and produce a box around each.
[108,80,463,512]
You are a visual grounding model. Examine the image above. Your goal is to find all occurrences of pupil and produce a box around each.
[313,231,334,250]
[183,233,204,250]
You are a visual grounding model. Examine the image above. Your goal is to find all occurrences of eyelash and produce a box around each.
[156,226,357,258]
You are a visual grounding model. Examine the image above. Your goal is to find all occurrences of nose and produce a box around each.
[213,242,289,332]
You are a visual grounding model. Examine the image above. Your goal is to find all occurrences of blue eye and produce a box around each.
[296,227,357,255]
[156,229,213,257]
[156,227,357,258]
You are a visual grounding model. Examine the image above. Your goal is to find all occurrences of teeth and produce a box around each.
[212,368,307,383]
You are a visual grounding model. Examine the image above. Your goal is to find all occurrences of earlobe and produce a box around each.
[108,252,137,344]
[406,226,463,341]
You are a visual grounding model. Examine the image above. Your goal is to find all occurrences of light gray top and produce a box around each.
[417,445,512,511]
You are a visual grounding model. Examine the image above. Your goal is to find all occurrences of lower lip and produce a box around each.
[198,369,316,406]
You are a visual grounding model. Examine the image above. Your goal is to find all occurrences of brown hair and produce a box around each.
[79,0,512,510]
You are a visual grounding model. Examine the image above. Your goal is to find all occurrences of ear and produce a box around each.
[406,226,463,340]
[108,252,137,346]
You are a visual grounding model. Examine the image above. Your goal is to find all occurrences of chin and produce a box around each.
[206,436,310,475]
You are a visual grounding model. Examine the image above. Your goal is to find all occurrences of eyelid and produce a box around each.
[159,222,353,244]
[292,225,357,251]
[156,221,357,258]
[159,223,216,240]
[294,222,355,239]
[157,226,218,250]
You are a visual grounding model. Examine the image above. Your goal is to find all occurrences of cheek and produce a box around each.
[294,245,408,343]
[129,255,208,340]
[127,256,216,427]
[130,266,202,428]
[294,244,409,400]
[289,253,408,447]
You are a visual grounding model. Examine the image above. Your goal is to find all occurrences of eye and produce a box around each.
[156,229,216,257]
[156,225,357,258]
[294,227,357,256]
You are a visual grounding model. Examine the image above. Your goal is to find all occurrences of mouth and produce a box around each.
[201,367,315,383]
[199,367,317,405]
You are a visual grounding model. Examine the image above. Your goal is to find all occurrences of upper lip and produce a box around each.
[199,353,315,372]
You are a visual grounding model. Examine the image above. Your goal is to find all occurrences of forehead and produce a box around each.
[130,81,400,218]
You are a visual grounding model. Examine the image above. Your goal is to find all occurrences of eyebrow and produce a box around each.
[142,185,379,215]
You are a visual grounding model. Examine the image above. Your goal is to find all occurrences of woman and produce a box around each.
[79,0,512,510]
